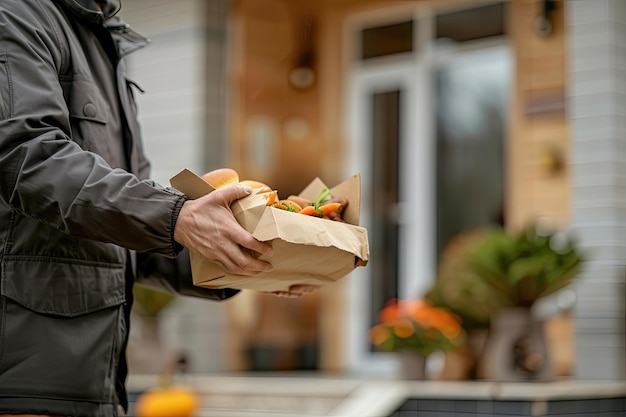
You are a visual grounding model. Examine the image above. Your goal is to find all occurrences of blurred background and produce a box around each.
[120,0,626,414]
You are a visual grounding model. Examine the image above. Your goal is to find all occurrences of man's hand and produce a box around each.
[272,285,319,298]
[174,184,274,276]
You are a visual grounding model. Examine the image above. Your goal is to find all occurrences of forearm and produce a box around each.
[136,249,240,300]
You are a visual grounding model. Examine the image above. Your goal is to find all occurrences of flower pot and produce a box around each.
[439,329,489,380]
[478,307,553,381]
[397,350,427,380]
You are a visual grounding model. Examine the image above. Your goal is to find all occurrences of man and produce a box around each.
[0,0,311,415]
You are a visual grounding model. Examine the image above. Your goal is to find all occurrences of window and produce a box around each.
[435,46,509,259]
[360,20,414,60]
[436,3,505,43]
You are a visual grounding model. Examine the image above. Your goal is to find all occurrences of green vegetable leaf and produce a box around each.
[313,187,331,209]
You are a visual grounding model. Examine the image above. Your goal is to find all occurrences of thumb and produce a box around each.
[215,184,253,205]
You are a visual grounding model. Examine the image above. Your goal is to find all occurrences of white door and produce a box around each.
[345,59,436,374]
[343,2,511,376]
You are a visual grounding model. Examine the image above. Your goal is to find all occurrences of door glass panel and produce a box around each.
[435,47,509,261]
[369,89,401,330]
[435,3,505,43]
[361,21,414,60]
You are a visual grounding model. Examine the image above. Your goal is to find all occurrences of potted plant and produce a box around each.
[425,228,511,380]
[464,224,583,381]
[369,298,465,379]
[466,225,582,307]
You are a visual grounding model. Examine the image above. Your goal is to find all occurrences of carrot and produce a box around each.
[298,205,322,217]
[318,202,341,217]
[255,188,277,206]
[263,190,278,206]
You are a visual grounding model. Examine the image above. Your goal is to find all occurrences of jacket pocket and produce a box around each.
[0,258,125,403]
[0,52,14,120]
[64,77,110,125]
[60,77,111,152]
[1,257,125,316]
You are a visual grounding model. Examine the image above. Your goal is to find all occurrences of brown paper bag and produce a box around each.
[170,169,370,292]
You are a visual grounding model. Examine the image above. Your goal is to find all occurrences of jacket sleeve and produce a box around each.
[136,250,240,300]
[0,1,183,257]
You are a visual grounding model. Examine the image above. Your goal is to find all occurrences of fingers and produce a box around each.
[273,292,300,298]
[289,284,318,294]
[174,185,274,276]
[233,227,275,258]
[272,285,320,298]
[210,243,273,276]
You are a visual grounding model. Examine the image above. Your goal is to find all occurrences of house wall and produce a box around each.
[567,0,626,380]
[507,0,574,377]
[507,0,571,229]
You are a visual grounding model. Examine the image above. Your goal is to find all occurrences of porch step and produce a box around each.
[127,374,626,417]
[127,374,407,417]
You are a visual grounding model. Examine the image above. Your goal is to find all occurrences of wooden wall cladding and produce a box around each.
[507,0,570,230]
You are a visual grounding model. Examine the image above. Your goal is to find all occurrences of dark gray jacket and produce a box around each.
[0,0,236,415]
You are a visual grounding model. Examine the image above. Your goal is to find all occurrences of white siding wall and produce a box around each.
[121,0,230,373]
[567,0,626,379]
[123,0,222,185]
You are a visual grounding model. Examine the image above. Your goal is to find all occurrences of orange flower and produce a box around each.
[402,299,427,318]
[378,299,400,324]
[392,318,415,339]
[441,325,461,339]
[369,324,391,345]
[370,298,465,356]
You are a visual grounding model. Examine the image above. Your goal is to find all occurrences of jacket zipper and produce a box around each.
[0,53,12,120]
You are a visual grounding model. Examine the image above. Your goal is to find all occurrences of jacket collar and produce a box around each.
[54,0,148,57]
[54,0,121,24]
[104,16,150,58]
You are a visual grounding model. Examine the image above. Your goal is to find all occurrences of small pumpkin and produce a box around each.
[134,385,199,417]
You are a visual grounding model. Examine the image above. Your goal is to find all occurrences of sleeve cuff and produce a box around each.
[170,193,190,256]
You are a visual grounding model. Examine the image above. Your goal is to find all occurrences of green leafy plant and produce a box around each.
[426,228,510,330]
[465,225,583,307]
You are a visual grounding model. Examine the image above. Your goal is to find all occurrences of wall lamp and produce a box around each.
[535,0,557,37]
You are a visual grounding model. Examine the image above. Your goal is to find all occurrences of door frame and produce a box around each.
[341,0,510,375]
[344,45,436,377]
